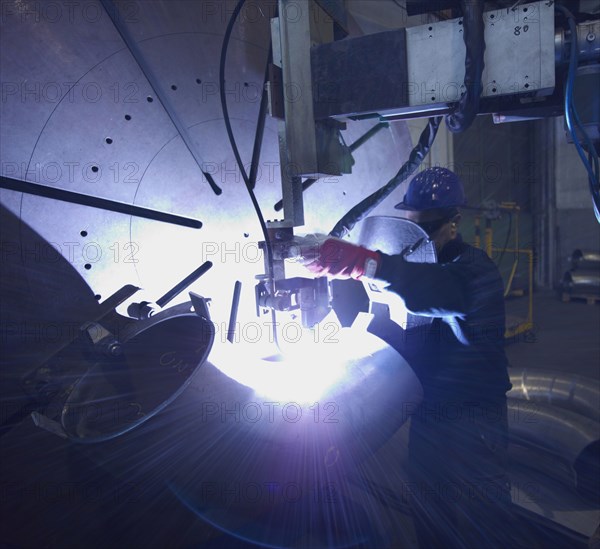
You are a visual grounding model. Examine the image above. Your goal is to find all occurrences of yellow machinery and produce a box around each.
[472,202,534,339]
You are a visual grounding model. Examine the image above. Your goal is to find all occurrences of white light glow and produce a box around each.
[209,314,388,404]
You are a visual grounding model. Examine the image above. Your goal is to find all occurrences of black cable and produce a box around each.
[273,122,389,212]
[445,0,485,133]
[329,116,442,238]
[220,0,252,187]
[220,0,280,345]
[220,0,271,257]
[590,150,599,194]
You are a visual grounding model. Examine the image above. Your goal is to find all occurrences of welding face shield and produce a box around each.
[414,208,460,237]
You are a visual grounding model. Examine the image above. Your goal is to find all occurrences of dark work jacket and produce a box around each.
[377,236,514,547]
[376,236,512,406]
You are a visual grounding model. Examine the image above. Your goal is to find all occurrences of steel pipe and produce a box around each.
[78,329,424,547]
[571,249,600,271]
[562,270,600,294]
[507,368,600,422]
[508,399,600,498]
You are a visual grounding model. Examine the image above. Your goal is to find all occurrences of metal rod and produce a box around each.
[99,0,222,196]
[156,261,213,308]
[272,122,390,211]
[347,121,389,153]
[227,281,243,343]
[0,176,202,229]
[249,46,273,190]
[380,107,452,122]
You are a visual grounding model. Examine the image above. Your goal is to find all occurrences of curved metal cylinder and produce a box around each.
[562,270,600,293]
[0,2,421,545]
[508,399,600,498]
[507,368,600,422]
[160,217,429,544]
[61,302,215,443]
[164,330,423,546]
[571,249,600,271]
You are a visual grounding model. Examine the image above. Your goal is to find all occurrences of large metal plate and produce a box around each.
[1,0,414,357]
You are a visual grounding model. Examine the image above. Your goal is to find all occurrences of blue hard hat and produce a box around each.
[395,167,466,211]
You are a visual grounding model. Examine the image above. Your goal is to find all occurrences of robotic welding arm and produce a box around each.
[256,0,600,326]
[254,232,381,328]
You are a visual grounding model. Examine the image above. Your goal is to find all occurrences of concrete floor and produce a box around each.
[504,289,600,541]
[505,289,600,380]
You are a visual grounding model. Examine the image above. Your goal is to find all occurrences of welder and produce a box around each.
[304,167,514,548]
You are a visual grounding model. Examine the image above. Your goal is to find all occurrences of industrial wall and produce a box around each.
[452,114,599,290]
[445,115,535,292]
[551,117,600,284]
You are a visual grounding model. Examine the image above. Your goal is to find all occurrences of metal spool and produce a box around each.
[508,368,600,423]
[571,249,600,271]
[562,270,600,294]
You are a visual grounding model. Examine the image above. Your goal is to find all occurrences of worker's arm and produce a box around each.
[301,237,381,279]
[302,237,468,318]
[376,252,468,317]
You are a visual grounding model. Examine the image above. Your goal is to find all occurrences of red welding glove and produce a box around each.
[302,237,381,280]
